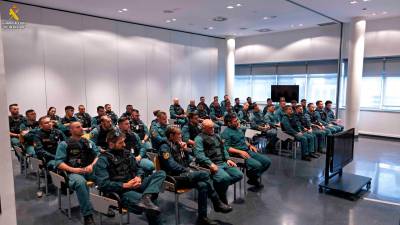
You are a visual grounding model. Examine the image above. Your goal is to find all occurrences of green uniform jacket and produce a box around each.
[94,149,144,193]
[249,111,266,130]
[264,112,279,127]
[54,138,99,168]
[150,122,168,150]
[169,104,185,119]
[281,114,302,135]
[193,133,230,167]
[221,127,248,152]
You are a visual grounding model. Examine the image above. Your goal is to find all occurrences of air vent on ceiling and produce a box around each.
[239,27,248,30]
[318,22,337,26]
[257,28,272,32]
[213,16,228,22]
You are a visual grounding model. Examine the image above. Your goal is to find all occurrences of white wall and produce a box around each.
[1,2,225,124]
[0,14,17,225]
[235,17,400,138]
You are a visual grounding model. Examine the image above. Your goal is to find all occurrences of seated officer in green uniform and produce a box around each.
[197,103,210,120]
[222,114,271,190]
[238,103,251,125]
[94,130,165,225]
[264,105,281,128]
[34,116,66,170]
[209,96,219,112]
[47,107,61,127]
[249,104,278,149]
[150,110,160,128]
[233,98,243,114]
[324,100,344,131]
[117,117,154,173]
[60,105,79,137]
[223,101,236,118]
[169,98,187,126]
[305,103,333,137]
[91,106,106,129]
[274,99,287,122]
[187,100,198,114]
[210,101,225,127]
[55,121,99,225]
[75,105,92,132]
[105,104,118,125]
[315,101,341,134]
[197,96,210,115]
[20,109,39,156]
[280,106,315,161]
[130,109,152,150]
[193,119,243,203]
[160,126,232,225]
[8,103,25,147]
[182,112,202,147]
[220,95,230,109]
[300,99,308,113]
[262,98,273,116]
[121,104,134,119]
[90,115,114,150]
[294,105,326,154]
[150,111,169,151]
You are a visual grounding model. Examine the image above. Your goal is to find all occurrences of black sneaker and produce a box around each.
[310,154,319,158]
[84,215,96,225]
[196,217,219,225]
[301,156,311,161]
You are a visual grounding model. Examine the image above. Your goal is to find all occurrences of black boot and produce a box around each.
[301,156,311,161]
[196,217,218,225]
[84,215,96,225]
[137,194,160,216]
[212,198,232,214]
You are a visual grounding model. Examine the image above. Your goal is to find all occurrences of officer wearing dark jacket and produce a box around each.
[187,100,198,114]
[233,98,243,114]
[55,121,99,225]
[105,104,118,125]
[315,100,342,133]
[294,105,323,155]
[193,119,243,203]
[90,115,114,150]
[169,98,187,125]
[34,116,67,170]
[94,130,166,225]
[182,112,202,146]
[150,111,169,151]
[160,126,232,225]
[20,109,39,156]
[8,103,25,147]
[75,105,92,131]
[130,109,152,150]
[117,117,154,173]
[197,96,210,114]
[121,104,134,119]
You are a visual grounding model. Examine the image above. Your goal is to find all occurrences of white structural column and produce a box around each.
[345,17,366,134]
[225,37,235,98]
[0,16,18,225]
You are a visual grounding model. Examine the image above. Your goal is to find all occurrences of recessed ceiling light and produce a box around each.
[204,26,214,30]
[299,23,304,27]
[382,11,388,15]
[227,5,234,9]
[236,3,242,7]
[172,18,177,21]
[371,12,377,16]
[122,8,128,11]
[118,10,123,13]
[213,16,228,22]
[166,20,171,23]
[362,0,370,2]
[350,1,358,4]
[290,24,295,28]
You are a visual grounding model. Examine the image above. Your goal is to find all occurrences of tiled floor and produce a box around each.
[12,137,400,225]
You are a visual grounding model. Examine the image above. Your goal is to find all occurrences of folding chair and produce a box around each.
[90,192,130,225]
[30,157,49,196]
[14,146,28,176]
[276,128,299,159]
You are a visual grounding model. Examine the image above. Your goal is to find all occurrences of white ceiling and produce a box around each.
[11,0,400,37]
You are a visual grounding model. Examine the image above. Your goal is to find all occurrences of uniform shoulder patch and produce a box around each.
[162,152,170,160]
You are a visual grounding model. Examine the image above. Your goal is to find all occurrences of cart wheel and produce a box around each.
[319,186,323,193]
[366,182,371,190]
